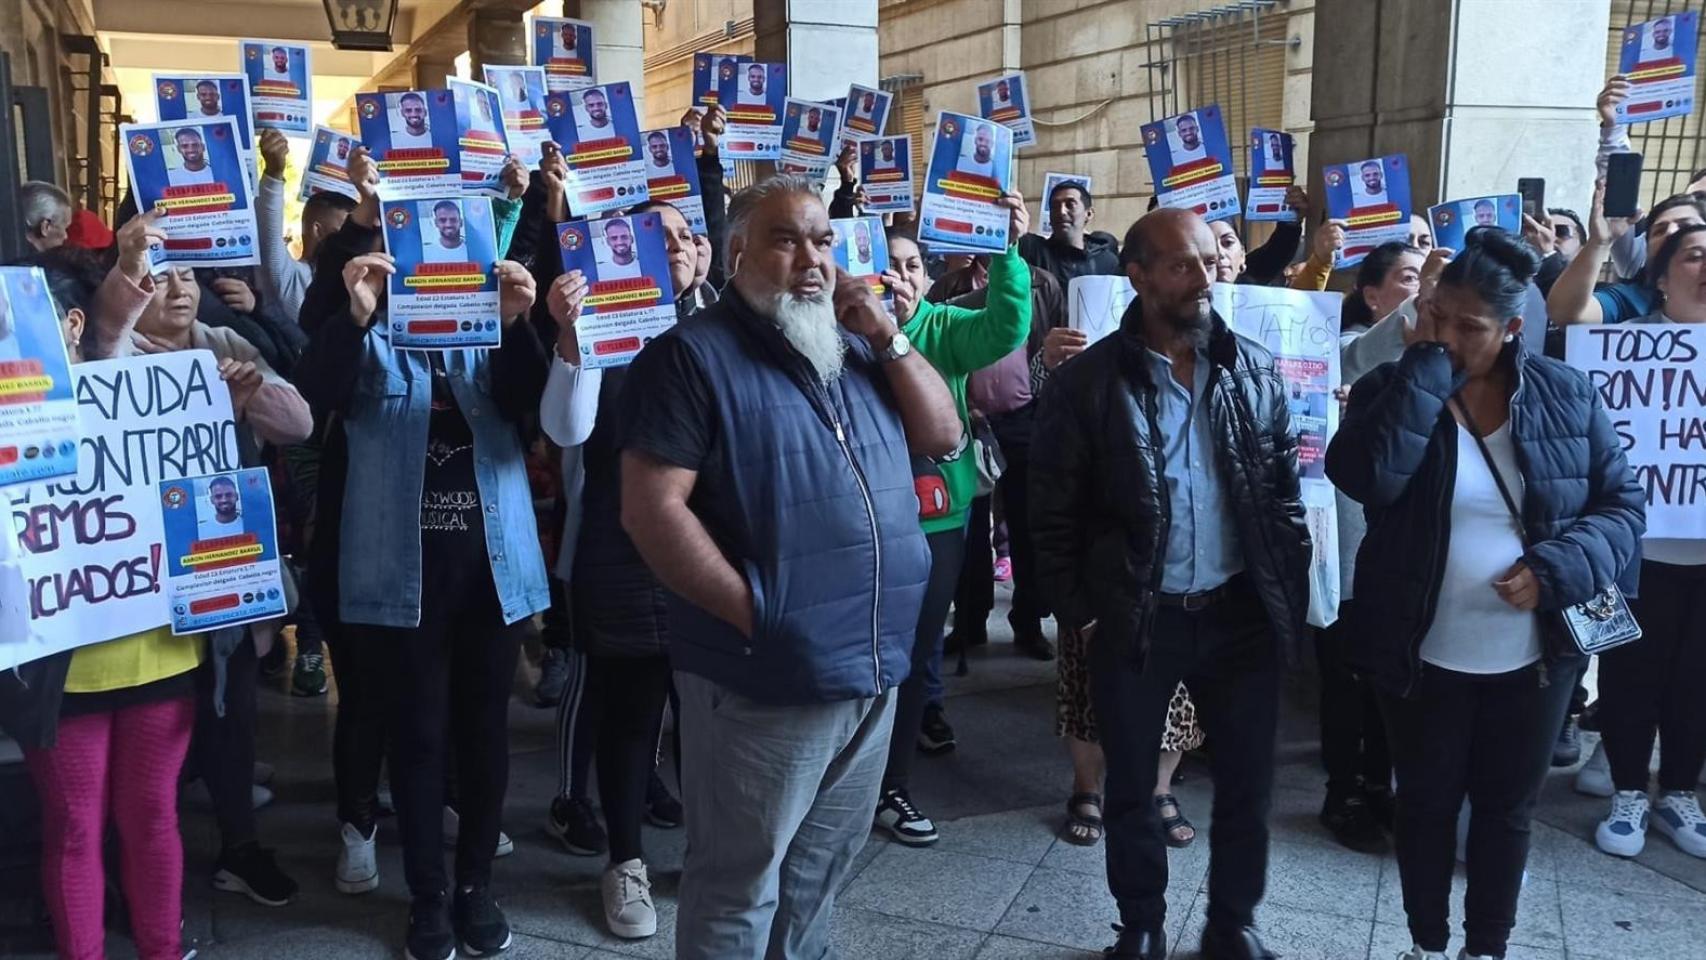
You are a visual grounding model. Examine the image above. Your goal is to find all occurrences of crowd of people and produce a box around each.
[0,48,1701,960]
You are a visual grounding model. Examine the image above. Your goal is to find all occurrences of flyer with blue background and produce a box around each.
[860,136,915,213]
[532,17,597,93]
[1323,154,1412,268]
[0,267,79,490]
[122,117,259,269]
[157,467,286,634]
[543,82,649,217]
[1428,194,1521,251]
[978,73,1036,148]
[841,83,893,149]
[1245,128,1297,221]
[380,193,502,350]
[779,99,842,177]
[1142,105,1240,224]
[1616,12,1698,124]
[298,125,361,202]
[693,53,748,107]
[717,61,789,160]
[154,74,256,185]
[483,65,552,168]
[557,214,678,369]
[239,39,311,136]
[641,126,706,235]
[451,78,509,198]
[832,216,891,311]
[918,112,1013,254]
[356,90,463,199]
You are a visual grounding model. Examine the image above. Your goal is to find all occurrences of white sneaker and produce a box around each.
[1396,947,1447,959]
[1457,952,1496,960]
[251,784,274,810]
[1575,741,1614,798]
[1595,790,1649,857]
[441,806,514,858]
[1651,791,1706,858]
[336,822,379,894]
[601,859,657,939]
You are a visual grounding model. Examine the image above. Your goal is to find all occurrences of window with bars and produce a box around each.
[1606,0,1706,205]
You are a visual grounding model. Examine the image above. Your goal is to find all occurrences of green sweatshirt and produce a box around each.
[902,244,1032,534]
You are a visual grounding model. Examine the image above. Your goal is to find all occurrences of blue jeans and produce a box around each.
[674,672,895,960]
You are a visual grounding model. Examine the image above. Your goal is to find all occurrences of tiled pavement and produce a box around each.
[26,603,1706,959]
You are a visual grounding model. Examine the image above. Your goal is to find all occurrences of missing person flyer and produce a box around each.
[832,216,890,311]
[1245,128,1297,221]
[483,65,552,168]
[298,125,361,202]
[380,192,502,350]
[0,267,79,489]
[1039,173,1090,237]
[1324,154,1413,268]
[1142,105,1240,223]
[557,214,678,369]
[641,126,706,235]
[122,118,260,270]
[918,112,1014,254]
[532,17,597,94]
[157,468,287,634]
[1428,194,1521,251]
[356,90,463,200]
[978,73,1036,149]
[718,61,789,160]
[1616,12,1698,124]
[543,82,649,217]
[860,136,915,213]
[451,78,510,198]
[779,99,843,177]
[154,74,257,185]
[239,39,311,136]
[841,83,893,144]
[693,53,748,107]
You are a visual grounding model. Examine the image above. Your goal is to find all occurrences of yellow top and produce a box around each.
[1290,255,1334,292]
[64,627,204,694]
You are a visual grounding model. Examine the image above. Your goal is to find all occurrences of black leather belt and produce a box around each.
[1155,579,1238,612]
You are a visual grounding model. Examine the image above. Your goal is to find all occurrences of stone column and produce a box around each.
[752,0,880,101]
[1309,0,1609,225]
[467,9,528,75]
[567,0,648,122]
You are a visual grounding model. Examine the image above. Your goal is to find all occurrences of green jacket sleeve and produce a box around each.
[494,196,523,260]
[900,244,1031,377]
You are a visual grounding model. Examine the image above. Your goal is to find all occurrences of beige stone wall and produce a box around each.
[639,0,755,131]
[0,0,114,210]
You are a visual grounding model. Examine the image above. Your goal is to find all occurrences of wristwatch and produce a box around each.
[878,330,912,363]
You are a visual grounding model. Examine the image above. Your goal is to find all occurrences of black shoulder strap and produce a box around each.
[1450,397,1529,547]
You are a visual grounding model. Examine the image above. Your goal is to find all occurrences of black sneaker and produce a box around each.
[547,795,608,856]
[1319,787,1386,854]
[453,884,512,957]
[1553,715,1582,767]
[534,647,571,708]
[875,787,939,846]
[1363,784,1395,832]
[211,842,298,906]
[917,703,957,755]
[405,891,454,960]
[645,772,683,829]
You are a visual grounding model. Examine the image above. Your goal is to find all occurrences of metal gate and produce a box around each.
[1607,0,1706,206]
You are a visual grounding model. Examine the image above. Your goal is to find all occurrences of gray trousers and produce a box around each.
[674,671,896,960]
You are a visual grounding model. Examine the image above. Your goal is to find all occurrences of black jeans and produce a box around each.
[590,654,672,863]
[361,583,525,896]
[954,494,997,640]
[1315,599,1390,793]
[321,615,386,832]
[883,525,967,794]
[1599,560,1706,793]
[193,631,258,851]
[1380,660,1574,957]
[1090,576,1279,933]
[957,408,1044,636]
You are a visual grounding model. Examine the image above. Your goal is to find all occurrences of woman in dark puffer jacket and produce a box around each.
[1326,228,1644,960]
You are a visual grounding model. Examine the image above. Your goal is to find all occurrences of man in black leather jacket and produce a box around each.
[1030,209,1310,960]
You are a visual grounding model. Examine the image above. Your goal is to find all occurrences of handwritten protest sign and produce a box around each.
[1066,275,1133,343]
[3,351,238,670]
[1569,325,1706,540]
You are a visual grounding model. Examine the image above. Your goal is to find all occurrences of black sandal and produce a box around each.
[1063,792,1104,846]
[1155,793,1195,848]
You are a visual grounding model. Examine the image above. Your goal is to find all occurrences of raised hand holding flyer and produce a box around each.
[860,136,915,214]
[1616,12,1698,124]
[1427,194,1521,251]
[122,117,260,269]
[1245,128,1297,222]
[240,39,312,136]
[532,17,597,93]
[779,99,843,177]
[1142,105,1240,223]
[0,267,79,490]
[832,216,890,311]
[1323,154,1412,268]
[157,468,286,634]
[450,78,510,198]
[918,112,1014,254]
[978,73,1036,148]
[542,82,649,217]
[718,62,789,160]
[380,192,503,350]
[641,126,707,235]
[557,214,678,369]
[298,126,362,202]
[483,65,552,168]
[356,90,463,199]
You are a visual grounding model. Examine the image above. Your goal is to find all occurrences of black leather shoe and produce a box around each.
[1201,924,1279,960]
[1104,923,1165,960]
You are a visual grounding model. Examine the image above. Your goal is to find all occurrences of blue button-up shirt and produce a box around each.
[1147,348,1244,594]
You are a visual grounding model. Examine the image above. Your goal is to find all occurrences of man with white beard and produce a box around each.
[618,174,961,960]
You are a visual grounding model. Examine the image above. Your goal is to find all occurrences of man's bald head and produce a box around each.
[1120,208,1217,346]
[1120,207,1213,270]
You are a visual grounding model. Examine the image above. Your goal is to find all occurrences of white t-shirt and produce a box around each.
[198,514,245,542]
[959,156,995,179]
[168,164,218,187]
[599,256,642,281]
[1419,423,1544,674]
[423,241,470,264]
[392,122,434,150]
